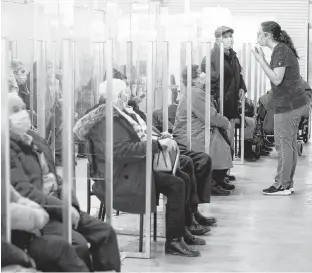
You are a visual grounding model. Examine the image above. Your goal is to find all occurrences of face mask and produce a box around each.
[9,110,31,135]
[257,35,265,46]
[16,76,27,85]
[223,37,233,49]
[199,72,206,84]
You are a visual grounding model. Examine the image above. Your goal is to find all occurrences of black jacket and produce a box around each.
[10,130,80,222]
[201,43,247,119]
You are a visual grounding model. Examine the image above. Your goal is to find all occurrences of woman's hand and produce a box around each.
[161,132,173,139]
[71,206,81,230]
[252,46,265,63]
[239,89,245,101]
[159,138,177,151]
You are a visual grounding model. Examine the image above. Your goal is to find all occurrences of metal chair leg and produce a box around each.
[98,203,104,220]
[116,210,120,216]
[234,128,238,156]
[101,205,106,221]
[87,164,91,215]
[153,212,157,242]
[139,214,144,252]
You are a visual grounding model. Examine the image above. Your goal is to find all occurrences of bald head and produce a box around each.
[99,78,129,105]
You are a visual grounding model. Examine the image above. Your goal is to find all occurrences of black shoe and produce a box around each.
[187,217,210,236]
[211,185,231,196]
[165,238,200,257]
[264,146,273,152]
[260,149,270,156]
[225,174,236,181]
[286,186,295,194]
[262,186,291,196]
[245,154,258,162]
[194,211,217,227]
[264,138,274,147]
[184,228,206,245]
[220,181,235,191]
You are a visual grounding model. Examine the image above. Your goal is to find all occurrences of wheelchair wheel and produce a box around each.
[298,142,303,156]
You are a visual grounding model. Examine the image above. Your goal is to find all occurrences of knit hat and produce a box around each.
[214,26,234,38]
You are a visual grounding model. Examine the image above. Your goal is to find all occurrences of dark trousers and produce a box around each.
[41,211,121,272]
[212,169,227,185]
[11,231,89,272]
[154,169,190,241]
[179,146,212,204]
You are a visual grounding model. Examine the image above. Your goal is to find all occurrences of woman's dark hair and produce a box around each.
[181,65,200,86]
[261,21,299,59]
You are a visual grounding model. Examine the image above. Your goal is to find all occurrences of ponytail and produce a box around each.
[261,21,299,59]
[278,30,299,59]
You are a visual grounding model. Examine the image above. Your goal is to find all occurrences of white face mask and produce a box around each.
[10,110,31,135]
[223,37,233,49]
[16,76,27,85]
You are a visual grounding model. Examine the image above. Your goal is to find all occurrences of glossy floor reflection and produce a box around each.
[74,143,312,272]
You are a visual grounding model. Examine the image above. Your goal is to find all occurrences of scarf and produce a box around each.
[114,106,148,142]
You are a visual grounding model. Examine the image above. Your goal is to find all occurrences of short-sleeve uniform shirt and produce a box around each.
[270,43,309,114]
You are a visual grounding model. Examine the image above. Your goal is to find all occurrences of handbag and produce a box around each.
[153,142,180,175]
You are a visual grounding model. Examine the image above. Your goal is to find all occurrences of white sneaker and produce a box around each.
[262,186,292,196]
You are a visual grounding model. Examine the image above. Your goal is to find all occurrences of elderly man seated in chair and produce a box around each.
[74,77,219,257]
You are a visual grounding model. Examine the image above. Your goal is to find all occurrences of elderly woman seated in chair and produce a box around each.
[174,65,235,196]
[74,78,216,257]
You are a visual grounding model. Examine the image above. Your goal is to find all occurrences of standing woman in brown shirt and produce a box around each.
[253,21,310,196]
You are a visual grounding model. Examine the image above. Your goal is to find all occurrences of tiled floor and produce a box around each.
[74,143,312,272]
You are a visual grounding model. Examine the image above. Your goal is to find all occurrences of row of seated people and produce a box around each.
[74,74,217,257]
[2,93,121,272]
[73,63,256,257]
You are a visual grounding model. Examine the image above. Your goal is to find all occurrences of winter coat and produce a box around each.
[173,87,233,170]
[10,130,80,222]
[201,43,247,119]
[74,103,160,214]
[1,239,34,269]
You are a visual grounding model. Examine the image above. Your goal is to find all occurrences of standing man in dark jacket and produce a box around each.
[201,26,257,161]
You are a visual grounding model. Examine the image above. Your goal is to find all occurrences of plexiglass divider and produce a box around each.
[161,40,169,239]
[93,42,102,103]
[29,39,36,126]
[263,70,266,96]
[247,43,252,100]
[36,40,47,138]
[8,40,17,62]
[180,42,186,96]
[123,40,154,260]
[49,41,58,159]
[1,38,11,243]
[144,40,155,259]
[127,41,133,93]
[104,39,114,226]
[219,42,224,116]
[186,41,192,150]
[72,41,77,193]
[253,56,259,114]
[204,42,211,155]
[62,39,74,243]
[162,41,169,133]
